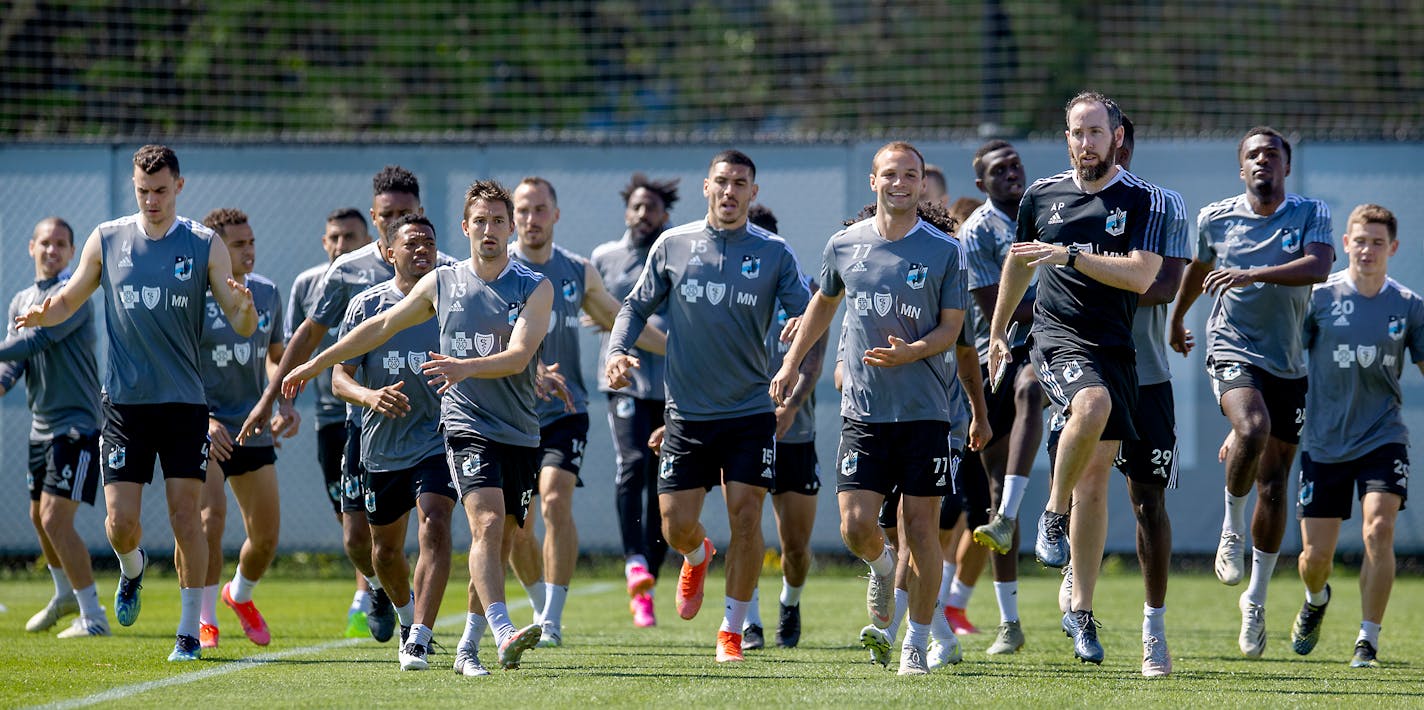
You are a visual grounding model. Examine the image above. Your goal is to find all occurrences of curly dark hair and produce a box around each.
[202,207,249,237]
[133,144,180,177]
[373,165,420,200]
[620,172,680,208]
[843,201,957,235]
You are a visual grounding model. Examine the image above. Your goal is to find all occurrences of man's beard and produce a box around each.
[1073,151,1113,183]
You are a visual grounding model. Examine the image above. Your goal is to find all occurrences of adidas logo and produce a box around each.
[449,301,464,313]
[851,261,867,272]
[762,467,773,479]
[1333,314,1349,326]
[936,475,947,487]
[1048,212,1063,225]
[688,255,703,266]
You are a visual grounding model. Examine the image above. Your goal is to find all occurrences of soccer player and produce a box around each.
[1290,204,1420,668]
[590,172,678,627]
[773,142,968,675]
[1,217,107,638]
[284,179,549,676]
[608,150,810,663]
[194,208,285,650]
[988,93,1164,665]
[1168,126,1333,658]
[923,164,950,209]
[959,139,1041,655]
[506,176,667,647]
[330,214,454,670]
[286,207,374,636]
[17,144,257,662]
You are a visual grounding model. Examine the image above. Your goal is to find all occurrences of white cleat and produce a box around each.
[927,635,963,669]
[537,620,562,648]
[860,625,892,667]
[1142,633,1171,677]
[26,596,79,632]
[1215,531,1246,586]
[866,570,894,629]
[1238,592,1267,658]
[399,641,429,671]
[454,646,490,677]
[57,614,111,638]
[897,644,929,676]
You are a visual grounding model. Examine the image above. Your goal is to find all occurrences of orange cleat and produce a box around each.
[944,605,980,635]
[716,630,744,663]
[675,538,715,620]
[222,582,271,646]
[199,622,219,649]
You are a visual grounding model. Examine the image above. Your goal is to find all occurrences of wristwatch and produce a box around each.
[1065,244,1080,269]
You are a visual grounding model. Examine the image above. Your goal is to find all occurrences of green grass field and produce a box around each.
[3,564,1421,708]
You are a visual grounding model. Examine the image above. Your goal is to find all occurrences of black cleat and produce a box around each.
[741,623,765,651]
[1291,584,1330,656]
[368,589,396,642]
[776,603,802,648]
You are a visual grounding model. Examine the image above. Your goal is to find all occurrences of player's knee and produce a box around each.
[1256,476,1289,505]
[29,502,44,531]
[168,506,203,537]
[1015,377,1043,410]
[372,540,403,568]
[1130,487,1168,525]
[1362,516,1395,553]
[343,525,372,554]
[1071,388,1112,426]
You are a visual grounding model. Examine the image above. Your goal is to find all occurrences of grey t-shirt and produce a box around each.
[434,259,546,448]
[98,214,213,405]
[960,201,1032,360]
[590,231,668,401]
[0,276,100,439]
[608,220,811,421]
[1302,272,1424,463]
[288,263,344,428]
[1198,193,1334,378]
[510,243,589,426]
[820,217,968,423]
[767,297,815,444]
[200,273,283,444]
[340,280,445,472]
[1130,187,1192,386]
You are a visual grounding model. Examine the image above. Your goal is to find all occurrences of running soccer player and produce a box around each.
[17,144,257,662]
[506,176,667,647]
[330,214,454,671]
[1168,126,1333,658]
[1,217,107,639]
[590,172,678,628]
[989,93,1164,665]
[1290,204,1420,669]
[284,180,549,676]
[608,150,810,663]
[773,142,968,675]
[194,208,285,651]
[287,207,375,636]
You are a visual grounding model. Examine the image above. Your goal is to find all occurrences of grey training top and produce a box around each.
[510,243,589,426]
[590,230,668,401]
[200,273,283,444]
[288,263,344,428]
[959,201,1032,360]
[767,296,815,444]
[1131,187,1192,386]
[434,259,546,448]
[1198,193,1334,378]
[820,217,968,423]
[340,280,445,472]
[1302,272,1424,463]
[608,219,811,421]
[0,276,100,439]
[98,214,213,405]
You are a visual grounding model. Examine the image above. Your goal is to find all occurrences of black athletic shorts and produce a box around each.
[216,445,277,478]
[539,413,589,484]
[339,421,365,515]
[1032,345,1138,443]
[101,397,209,485]
[839,419,952,498]
[1208,358,1307,445]
[982,344,1037,448]
[364,453,459,526]
[28,431,100,505]
[657,412,776,494]
[1114,382,1178,488]
[772,441,821,495]
[446,432,539,526]
[316,422,346,514]
[875,447,964,530]
[1298,443,1408,519]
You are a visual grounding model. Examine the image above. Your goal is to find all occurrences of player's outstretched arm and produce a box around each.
[771,290,839,406]
[863,307,964,368]
[16,228,103,330]
[332,363,410,419]
[989,253,1035,378]
[1169,258,1214,355]
[421,278,554,394]
[1203,242,1332,295]
[238,317,328,443]
[208,238,257,336]
[582,262,666,354]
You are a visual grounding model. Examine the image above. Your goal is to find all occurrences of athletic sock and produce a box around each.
[625,555,649,575]
[486,602,517,647]
[410,623,433,648]
[75,584,103,619]
[999,474,1029,519]
[460,613,488,652]
[544,584,569,628]
[937,562,956,604]
[1224,488,1249,535]
[396,598,415,627]
[779,580,802,607]
[229,572,258,604]
[1359,621,1381,647]
[1245,548,1278,606]
[351,590,371,614]
[115,547,144,580]
[1305,584,1330,607]
[744,587,763,627]
[1143,604,1166,638]
[887,587,909,642]
[946,578,974,610]
[867,546,895,578]
[930,600,956,643]
[178,587,202,640]
[200,584,220,626]
[685,540,708,566]
[49,565,73,600]
[720,596,750,634]
[904,620,930,652]
[363,574,383,592]
[525,581,547,621]
[993,581,1020,623]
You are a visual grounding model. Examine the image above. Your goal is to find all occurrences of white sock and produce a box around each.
[1143,604,1166,638]
[720,596,750,634]
[486,602,517,647]
[75,584,103,619]
[115,547,144,580]
[363,574,384,592]
[1245,547,1277,606]
[351,590,372,613]
[779,579,802,607]
[867,546,895,578]
[938,562,956,604]
[525,581,547,620]
[993,581,1019,623]
[904,620,930,651]
[229,572,258,604]
[1305,584,1329,607]
[1224,488,1249,534]
[460,613,488,651]
[544,584,568,628]
[1359,621,1381,647]
[745,587,763,627]
[625,555,649,574]
[410,623,433,648]
[999,475,1029,519]
[930,600,955,642]
[946,578,973,609]
[685,539,708,566]
[200,584,220,626]
[49,565,73,599]
[887,587,909,641]
[396,598,415,627]
[178,587,202,640]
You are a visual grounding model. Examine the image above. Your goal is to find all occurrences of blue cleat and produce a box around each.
[114,549,146,627]
[1070,610,1103,665]
[167,634,202,662]
[1035,511,1070,569]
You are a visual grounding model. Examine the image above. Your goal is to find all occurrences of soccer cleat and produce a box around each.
[400,641,430,671]
[537,620,562,648]
[860,625,892,668]
[454,646,490,677]
[1061,610,1079,638]
[57,614,111,638]
[344,610,368,638]
[1058,564,1074,614]
[199,623,219,649]
[114,554,146,627]
[1351,639,1379,668]
[741,623,765,651]
[26,595,80,632]
[1238,592,1267,658]
[776,603,801,648]
[986,620,1025,655]
[897,645,929,676]
[222,582,271,646]
[944,605,979,635]
[400,624,410,647]
[626,563,656,597]
[866,566,894,628]
[167,634,202,662]
[1215,530,1246,586]
[928,635,963,669]
[973,511,1016,555]
[1142,632,1172,677]
[1035,510,1070,568]
[1070,610,1103,664]
[367,588,396,642]
[497,623,542,670]
[716,630,744,662]
[1291,584,1330,655]
[675,538,715,620]
[630,593,656,627]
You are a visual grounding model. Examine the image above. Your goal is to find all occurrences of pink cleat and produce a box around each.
[222,582,271,646]
[631,593,657,627]
[627,563,656,597]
